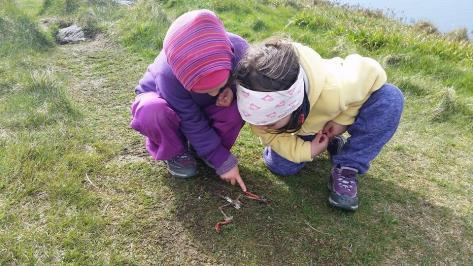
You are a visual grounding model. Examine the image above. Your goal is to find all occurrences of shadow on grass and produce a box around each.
[158,157,473,264]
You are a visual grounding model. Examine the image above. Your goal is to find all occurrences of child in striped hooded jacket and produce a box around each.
[130,10,248,191]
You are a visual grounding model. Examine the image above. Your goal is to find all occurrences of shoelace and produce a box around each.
[336,169,356,191]
[168,153,193,166]
[337,177,354,190]
[174,153,191,161]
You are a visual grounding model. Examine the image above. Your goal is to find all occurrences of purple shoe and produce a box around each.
[165,151,197,178]
[328,166,359,211]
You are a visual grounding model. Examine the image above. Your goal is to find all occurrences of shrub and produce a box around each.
[413,20,439,35]
[78,9,100,38]
[432,87,457,121]
[446,28,469,42]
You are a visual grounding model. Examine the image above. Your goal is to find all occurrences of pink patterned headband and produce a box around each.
[237,66,305,125]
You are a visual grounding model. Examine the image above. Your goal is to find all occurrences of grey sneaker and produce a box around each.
[165,152,197,178]
[328,166,359,211]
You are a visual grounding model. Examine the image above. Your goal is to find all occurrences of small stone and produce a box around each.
[56,24,86,44]
[115,0,135,6]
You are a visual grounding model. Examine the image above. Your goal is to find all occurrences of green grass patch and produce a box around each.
[0,69,79,129]
[117,0,171,59]
[0,1,53,56]
[40,0,83,15]
[1,0,473,264]
[39,0,123,41]
[292,10,332,31]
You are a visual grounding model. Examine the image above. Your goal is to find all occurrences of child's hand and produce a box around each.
[322,121,347,139]
[220,165,247,192]
[311,131,329,158]
[216,87,233,107]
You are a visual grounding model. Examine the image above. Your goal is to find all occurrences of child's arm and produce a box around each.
[157,73,234,175]
[219,165,247,192]
[322,121,348,139]
[251,125,313,163]
[311,131,329,158]
[135,65,158,95]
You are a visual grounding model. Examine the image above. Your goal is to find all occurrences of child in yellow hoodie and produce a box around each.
[235,38,404,211]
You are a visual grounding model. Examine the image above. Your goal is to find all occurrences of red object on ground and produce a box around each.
[243,191,269,203]
[215,219,232,233]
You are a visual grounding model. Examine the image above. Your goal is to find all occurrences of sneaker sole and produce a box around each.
[328,196,358,211]
[327,181,358,211]
[167,168,197,178]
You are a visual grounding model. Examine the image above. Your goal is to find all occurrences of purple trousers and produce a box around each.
[130,92,243,161]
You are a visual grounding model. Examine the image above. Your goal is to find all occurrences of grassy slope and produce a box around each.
[1,0,472,264]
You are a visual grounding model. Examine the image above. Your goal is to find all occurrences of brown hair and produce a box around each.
[235,38,305,133]
[235,38,300,92]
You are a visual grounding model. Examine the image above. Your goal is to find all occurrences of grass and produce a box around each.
[1,0,472,264]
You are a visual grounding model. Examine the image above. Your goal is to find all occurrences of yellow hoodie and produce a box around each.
[250,43,387,163]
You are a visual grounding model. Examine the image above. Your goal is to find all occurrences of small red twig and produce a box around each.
[243,191,270,203]
[215,219,232,233]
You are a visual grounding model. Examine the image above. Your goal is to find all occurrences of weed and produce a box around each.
[41,0,82,15]
[329,37,358,57]
[348,28,389,51]
[65,0,80,13]
[382,54,410,67]
[78,9,100,38]
[432,87,457,121]
[252,19,267,32]
[292,11,331,30]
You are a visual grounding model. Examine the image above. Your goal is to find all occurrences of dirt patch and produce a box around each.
[110,141,150,166]
[0,127,10,139]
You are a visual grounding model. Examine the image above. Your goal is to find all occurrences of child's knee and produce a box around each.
[373,84,404,119]
[264,161,302,176]
[263,147,304,176]
[131,93,178,128]
[383,84,405,110]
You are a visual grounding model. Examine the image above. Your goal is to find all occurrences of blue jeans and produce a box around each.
[263,84,404,176]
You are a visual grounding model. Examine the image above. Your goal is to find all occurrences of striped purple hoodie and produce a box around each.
[134,32,248,172]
